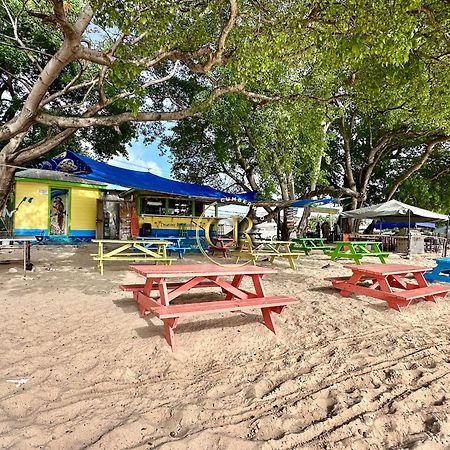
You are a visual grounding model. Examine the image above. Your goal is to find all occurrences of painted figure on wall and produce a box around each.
[50,189,68,235]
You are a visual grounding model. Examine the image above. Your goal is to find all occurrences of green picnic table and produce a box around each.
[324,241,390,264]
[291,237,333,255]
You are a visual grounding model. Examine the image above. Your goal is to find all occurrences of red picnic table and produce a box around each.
[327,264,450,311]
[209,237,235,258]
[121,264,297,351]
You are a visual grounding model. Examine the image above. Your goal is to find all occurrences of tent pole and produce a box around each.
[408,210,411,256]
[445,218,449,257]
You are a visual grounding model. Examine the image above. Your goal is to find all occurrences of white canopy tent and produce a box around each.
[341,200,448,223]
[341,200,448,255]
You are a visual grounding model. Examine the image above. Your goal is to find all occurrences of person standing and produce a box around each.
[315,221,322,238]
[333,220,342,242]
[322,221,331,242]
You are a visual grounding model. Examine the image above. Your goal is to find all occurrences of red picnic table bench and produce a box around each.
[326,264,450,311]
[120,264,297,351]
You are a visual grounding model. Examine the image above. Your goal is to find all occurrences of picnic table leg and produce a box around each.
[377,276,406,310]
[158,278,170,305]
[99,242,104,275]
[287,256,296,270]
[339,271,364,297]
[225,275,244,300]
[261,308,276,333]
[163,317,179,351]
[251,274,266,297]
[413,271,437,303]
[328,250,338,261]
[386,299,403,312]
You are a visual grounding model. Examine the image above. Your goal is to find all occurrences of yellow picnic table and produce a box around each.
[91,239,176,275]
[232,238,302,269]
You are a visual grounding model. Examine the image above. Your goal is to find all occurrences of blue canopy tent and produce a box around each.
[31,151,257,202]
[374,222,435,230]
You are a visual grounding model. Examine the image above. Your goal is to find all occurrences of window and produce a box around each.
[139,197,202,216]
[168,199,192,216]
[141,198,163,215]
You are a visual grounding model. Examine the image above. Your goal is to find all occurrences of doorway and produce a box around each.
[49,188,69,235]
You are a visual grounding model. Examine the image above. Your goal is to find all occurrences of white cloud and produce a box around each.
[109,155,164,177]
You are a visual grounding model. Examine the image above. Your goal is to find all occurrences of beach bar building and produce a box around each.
[12,169,105,240]
[7,151,256,242]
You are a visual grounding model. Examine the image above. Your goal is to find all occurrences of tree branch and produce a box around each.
[386,136,450,200]
[34,84,249,128]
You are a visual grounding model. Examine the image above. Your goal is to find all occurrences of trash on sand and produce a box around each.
[6,378,29,388]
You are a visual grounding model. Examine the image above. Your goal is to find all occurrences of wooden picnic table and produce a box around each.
[233,239,302,269]
[327,263,450,311]
[209,237,235,258]
[292,237,332,255]
[425,257,450,283]
[121,264,298,351]
[91,239,176,275]
[324,241,390,264]
[0,236,35,271]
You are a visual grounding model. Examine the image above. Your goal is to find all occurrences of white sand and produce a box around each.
[1,245,450,449]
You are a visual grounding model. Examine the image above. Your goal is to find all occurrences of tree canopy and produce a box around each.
[1,0,449,216]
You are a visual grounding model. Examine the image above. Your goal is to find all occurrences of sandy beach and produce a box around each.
[1,245,450,449]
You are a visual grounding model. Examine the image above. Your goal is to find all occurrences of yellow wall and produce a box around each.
[14,180,101,234]
[71,187,100,231]
[14,181,49,230]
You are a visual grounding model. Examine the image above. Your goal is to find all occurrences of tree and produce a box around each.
[319,22,450,215]
[0,0,270,209]
[371,144,450,213]
[3,0,448,215]
[162,95,326,197]
[161,93,328,238]
[162,0,450,218]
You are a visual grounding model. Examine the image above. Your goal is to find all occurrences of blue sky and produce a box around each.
[109,136,173,179]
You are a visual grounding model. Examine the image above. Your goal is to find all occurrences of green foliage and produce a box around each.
[0,0,138,159]
[161,90,327,199]
[385,147,450,213]
[1,0,450,211]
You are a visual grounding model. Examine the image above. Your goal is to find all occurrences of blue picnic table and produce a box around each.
[424,257,450,283]
[137,236,190,259]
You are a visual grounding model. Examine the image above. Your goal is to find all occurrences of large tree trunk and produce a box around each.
[0,164,16,212]
[297,122,331,236]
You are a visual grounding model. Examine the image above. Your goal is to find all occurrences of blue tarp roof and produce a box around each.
[31,151,257,202]
[291,197,336,208]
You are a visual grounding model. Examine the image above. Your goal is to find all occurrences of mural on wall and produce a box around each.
[50,189,69,235]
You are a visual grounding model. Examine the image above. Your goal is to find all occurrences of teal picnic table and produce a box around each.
[292,237,332,255]
[324,241,390,264]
